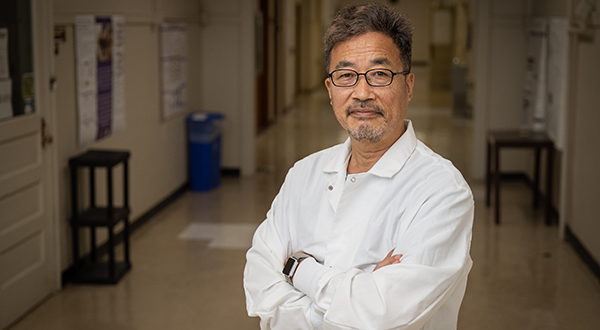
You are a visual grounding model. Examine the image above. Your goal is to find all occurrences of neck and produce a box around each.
[347,125,405,174]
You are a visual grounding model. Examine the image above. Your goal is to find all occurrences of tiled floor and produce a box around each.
[9,68,600,329]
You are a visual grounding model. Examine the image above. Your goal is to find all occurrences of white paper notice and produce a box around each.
[0,28,9,79]
[111,16,126,133]
[547,18,568,150]
[0,79,13,120]
[522,19,548,132]
[76,15,98,145]
[160,23,188,119]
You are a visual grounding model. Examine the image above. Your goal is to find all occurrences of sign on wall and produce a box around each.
[547,18,568,150]
[522,19,548,132]
[75,15,125,146]
[0,28,12,120]
[160,23,188,119]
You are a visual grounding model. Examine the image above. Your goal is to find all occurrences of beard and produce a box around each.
[347,122,385,143]
[345,101,386,143]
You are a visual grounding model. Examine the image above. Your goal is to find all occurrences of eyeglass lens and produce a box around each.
[331,69,394,87]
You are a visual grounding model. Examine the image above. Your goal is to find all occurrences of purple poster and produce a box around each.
[96,16,113,139]
[76,15,125,146]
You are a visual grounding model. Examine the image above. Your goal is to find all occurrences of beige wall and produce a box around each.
[565,14,600,262]
[472,0,600,264]
[396,0,431,65]
[200,0,256,174]
[454,0,471,63]
[53,0,204,271]
[481,0,600,265]
[531,0,568,17]
[281,0,297,111]
[297,0,326,92]
[472,0,531,179]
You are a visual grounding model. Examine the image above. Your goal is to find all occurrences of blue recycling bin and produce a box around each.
[187,111,224,191]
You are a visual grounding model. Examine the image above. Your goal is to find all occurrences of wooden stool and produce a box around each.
[485,130,555,225]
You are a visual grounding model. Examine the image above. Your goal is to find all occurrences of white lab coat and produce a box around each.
[244,121,474,330]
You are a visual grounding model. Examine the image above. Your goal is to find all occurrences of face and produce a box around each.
[325,32,414,144]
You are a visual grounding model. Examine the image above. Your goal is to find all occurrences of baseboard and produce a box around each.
[565,225,600,283]
[61,182,190,286]
[221,168,240,177]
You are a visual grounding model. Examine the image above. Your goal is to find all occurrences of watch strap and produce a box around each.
[283,253,311,285]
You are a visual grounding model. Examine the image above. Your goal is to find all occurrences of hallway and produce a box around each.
[9,68,600,330]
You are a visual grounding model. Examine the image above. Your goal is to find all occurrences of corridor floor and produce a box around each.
[10,71,600,329]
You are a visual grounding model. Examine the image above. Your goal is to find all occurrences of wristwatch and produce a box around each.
[282,253,311,285]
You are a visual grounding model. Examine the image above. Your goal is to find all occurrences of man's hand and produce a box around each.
[374,249,402,271]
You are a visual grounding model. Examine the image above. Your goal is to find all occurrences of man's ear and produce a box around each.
[405,73,415,101]
[325,78,333,102]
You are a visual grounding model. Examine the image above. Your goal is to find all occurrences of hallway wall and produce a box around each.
[199,0,256,174]
[297,0,326,93]
[280,0,298,111]
[472,0,530,180]
[473,0,600,266]
[565,8,600,263]
[530,0,600,276]
[52,0,204,271]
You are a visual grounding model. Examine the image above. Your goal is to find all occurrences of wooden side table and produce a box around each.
[485,130,555,225]
[69,149,131,284]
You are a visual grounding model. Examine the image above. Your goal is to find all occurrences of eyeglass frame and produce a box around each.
[328,68,410,87]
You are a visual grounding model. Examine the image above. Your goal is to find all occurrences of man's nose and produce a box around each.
[352,75,374,101]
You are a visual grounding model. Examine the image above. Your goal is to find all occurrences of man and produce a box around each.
[244,4,473,330]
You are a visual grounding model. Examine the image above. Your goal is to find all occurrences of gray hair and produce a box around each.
[324,3,413,73]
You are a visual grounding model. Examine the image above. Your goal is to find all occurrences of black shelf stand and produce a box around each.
[69,150,131,284]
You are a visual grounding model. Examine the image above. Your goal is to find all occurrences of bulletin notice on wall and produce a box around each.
[160,23,188,119]
[547,18,568,150]
[75,15,125,146]
[522,19,548,133]
[0,28,12,120]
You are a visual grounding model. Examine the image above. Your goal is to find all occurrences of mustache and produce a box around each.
[345,101,385,117]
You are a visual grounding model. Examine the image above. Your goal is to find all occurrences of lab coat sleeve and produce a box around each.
[243,168,323,330]
[293,179,474,330]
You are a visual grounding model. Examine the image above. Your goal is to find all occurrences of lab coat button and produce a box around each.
[327,185,334,191]
[350,177,356,183]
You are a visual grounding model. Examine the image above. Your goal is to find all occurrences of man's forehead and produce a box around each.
[334,57,393,70]
[330,32,401,70]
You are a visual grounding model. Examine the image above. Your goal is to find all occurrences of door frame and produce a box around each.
[33,0,61,293]
[31,0,61,296]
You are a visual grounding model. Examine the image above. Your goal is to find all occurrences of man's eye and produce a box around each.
[372,70,390,77]
[339,73,355,79]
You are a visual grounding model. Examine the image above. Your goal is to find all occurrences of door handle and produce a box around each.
[41,118,54,148]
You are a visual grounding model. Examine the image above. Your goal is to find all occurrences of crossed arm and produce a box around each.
[288,249,402,285]
[244,185,473,330]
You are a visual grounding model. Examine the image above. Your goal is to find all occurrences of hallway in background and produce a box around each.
[8,67,600,330]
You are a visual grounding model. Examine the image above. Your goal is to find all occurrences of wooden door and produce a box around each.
[0,0,59,328]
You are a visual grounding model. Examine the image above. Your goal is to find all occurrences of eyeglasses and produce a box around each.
[328,68,409,87]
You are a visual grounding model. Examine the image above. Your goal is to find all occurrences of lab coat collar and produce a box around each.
[323,138,352,174]
[323,120,418,178]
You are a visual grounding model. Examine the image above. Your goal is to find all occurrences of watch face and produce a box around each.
[283,258,295,276]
